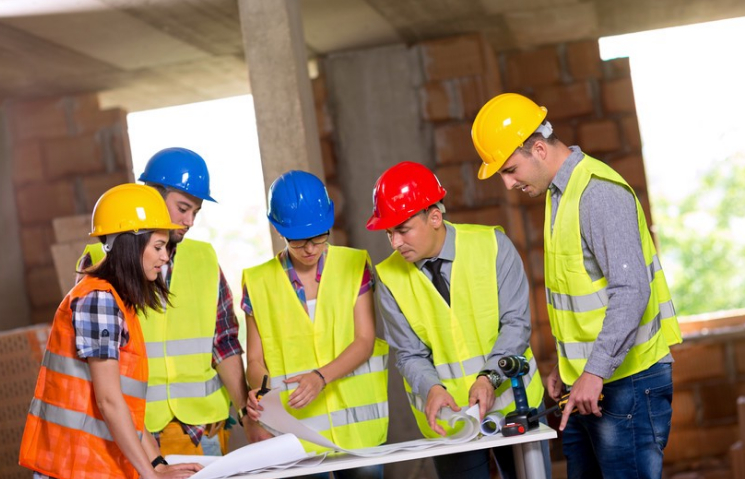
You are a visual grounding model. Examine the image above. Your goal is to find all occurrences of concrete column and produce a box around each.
[0,105,31,329]
[237,0,324,253]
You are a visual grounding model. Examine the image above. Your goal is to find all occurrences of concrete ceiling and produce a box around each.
[2,0,745,112]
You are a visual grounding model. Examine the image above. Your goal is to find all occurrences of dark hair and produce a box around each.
[144,182,170,200]
[520,123,559,152]
[87,232,171,313]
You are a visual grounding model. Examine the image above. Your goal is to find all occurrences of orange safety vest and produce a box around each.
[19,276,149,479]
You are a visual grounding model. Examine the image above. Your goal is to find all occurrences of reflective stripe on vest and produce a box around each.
[544,155,682,386]
[43,350,147,399]
[140,239,229,431]
[244,246,389,453]
[19,276,147,479]
[376,223,545,438]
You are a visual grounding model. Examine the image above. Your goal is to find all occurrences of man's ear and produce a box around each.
[429,208,443,228]
[532,139,549,161]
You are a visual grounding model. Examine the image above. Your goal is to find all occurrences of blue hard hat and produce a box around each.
[138,147,216,202]
[267,171,335,240]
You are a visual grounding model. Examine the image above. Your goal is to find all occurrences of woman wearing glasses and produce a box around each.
[241,171,388,479]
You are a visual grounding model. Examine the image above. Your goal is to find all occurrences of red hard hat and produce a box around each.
[366,162,447,231]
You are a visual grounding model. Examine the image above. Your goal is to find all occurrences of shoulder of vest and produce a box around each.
[180,238,216,253]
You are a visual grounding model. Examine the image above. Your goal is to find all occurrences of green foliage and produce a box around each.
[653,154,745,316]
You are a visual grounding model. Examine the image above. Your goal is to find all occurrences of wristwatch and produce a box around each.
[236,406,249,424]
[477,370,503,389]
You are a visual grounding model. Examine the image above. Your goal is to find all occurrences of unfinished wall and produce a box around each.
[3,94,133,329]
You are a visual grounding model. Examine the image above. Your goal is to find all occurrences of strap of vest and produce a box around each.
[145,337,213,358]
[146,374,224,402]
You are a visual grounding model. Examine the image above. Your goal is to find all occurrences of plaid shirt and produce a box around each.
[241,247,374,317]
[72,291,128,360]
[79,243,241,445]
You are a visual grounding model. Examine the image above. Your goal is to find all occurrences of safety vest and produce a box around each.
[19,276,148,479]
[376,223,544,438]
[243,246,389,453]
[79,239,230,431]
[545,155,682,386]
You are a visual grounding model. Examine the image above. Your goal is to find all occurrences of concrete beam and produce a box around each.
[238,0,324,253]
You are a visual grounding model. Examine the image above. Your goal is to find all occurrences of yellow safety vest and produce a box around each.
[376,223,544,438]
[242,246,389,453]
[545,155,683,386]
[79,239,230,431]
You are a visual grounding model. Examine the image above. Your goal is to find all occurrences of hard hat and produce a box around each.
[90,184,182,237]
[366,161,447,231]
[138,147,216,202]
[267,170,335,240]
[471,93,548,180]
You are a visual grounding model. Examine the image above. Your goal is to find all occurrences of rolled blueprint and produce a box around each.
[480,412,506,436]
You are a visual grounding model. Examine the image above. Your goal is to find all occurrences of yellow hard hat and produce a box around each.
[471,93,548,179]
[90,183,182,237]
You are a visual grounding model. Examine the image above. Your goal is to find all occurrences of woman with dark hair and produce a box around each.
[19,184,202,479]
[241,171,389,479]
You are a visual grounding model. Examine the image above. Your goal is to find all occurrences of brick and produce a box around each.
[52,240,95,295]
[320,139,336,179]
[311,75,327,107]
[528,247,545,284]
[503,204,527,250]
[533,282,549,326]
[535,323,556,363]
[434,123,480,165]
[330,227,348,247]
[472,164,505,205]
[671,388,697,427]
[534,83,594,121]
[603,78,636,114]
[20,224,55,268]
[478,35,502,99]
[419,34,486,82]
[26,266,63,308]
[436,164,467,209]
[315,103,334,139]
[733,340,745,375]
[446,206,505,227]
[551,122,575,146]
[621,116,642,150]
[458,76,489,120]
[525,204,545,248]
[731,442,745,479]
[671,343,727,385]
[505,47,562,90]
[12,140,44,184]
[80,172,133,212]
[16,181,77,224]
[566,40,602,80]
[602,57,631,79]
[637,190,653,228]
[7,97,70,141]
[420,81,463,122]
[609,155,647,191]
[665,424,738,463]
[701,382,739,423]
[52,215,93,243]
[326,183,344,219]
[72,108,127,135]
[577,120,621,154]
[42,134,104,179]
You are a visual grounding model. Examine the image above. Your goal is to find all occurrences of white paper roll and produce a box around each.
[480,412,506,436]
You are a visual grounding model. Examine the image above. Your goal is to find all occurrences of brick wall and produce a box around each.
[4,94,133,325]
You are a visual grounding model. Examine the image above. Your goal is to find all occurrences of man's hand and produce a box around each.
[559,372,603,431]
[425,385,461,437]
[547,364,564,402]
[246,389,264,422]
[469,376,496,420]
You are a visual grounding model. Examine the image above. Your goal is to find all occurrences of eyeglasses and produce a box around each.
[286,232,330,249]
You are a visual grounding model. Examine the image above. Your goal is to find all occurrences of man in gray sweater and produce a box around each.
[472,93,683,479]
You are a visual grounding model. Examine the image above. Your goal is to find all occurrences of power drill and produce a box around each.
[498,355,536,435]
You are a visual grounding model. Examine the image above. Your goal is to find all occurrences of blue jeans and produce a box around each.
[432,403,553,479]
[296,464,383,479]
[562,362,673,479]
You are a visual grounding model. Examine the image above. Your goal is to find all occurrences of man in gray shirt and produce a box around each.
[366,161,551,479]
[472,93,682,479]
